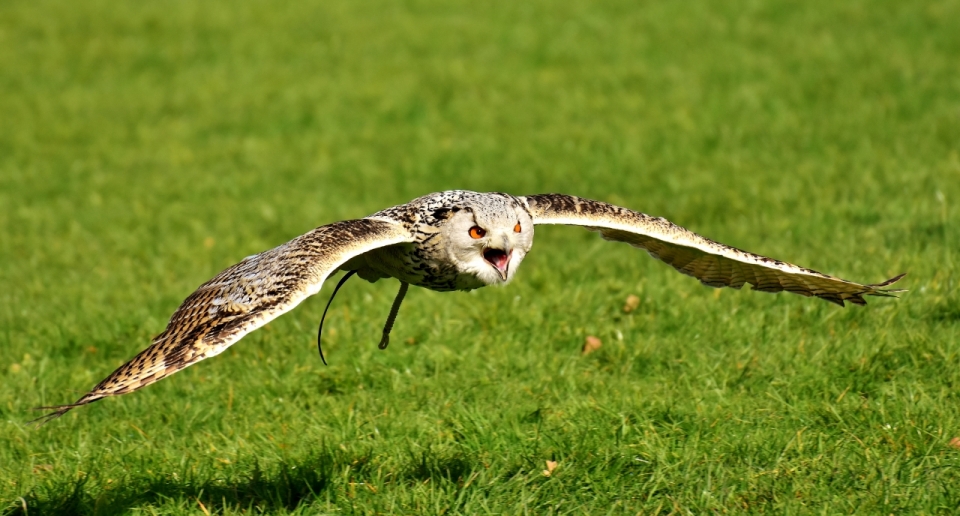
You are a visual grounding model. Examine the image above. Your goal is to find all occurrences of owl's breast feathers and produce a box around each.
[342,192,492,291]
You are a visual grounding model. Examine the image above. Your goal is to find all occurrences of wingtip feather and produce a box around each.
[29,392,108,426]
[873,272,907,290]
[29,404,79,426]
[867,272,908,296]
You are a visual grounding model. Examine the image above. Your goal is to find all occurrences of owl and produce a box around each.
[36,191,904,422]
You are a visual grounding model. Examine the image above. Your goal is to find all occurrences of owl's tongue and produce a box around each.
[483,248,510,274]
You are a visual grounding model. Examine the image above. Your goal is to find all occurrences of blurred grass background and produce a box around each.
[1,0,959,513]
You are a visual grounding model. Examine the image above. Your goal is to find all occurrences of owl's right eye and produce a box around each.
[468,226,486,239]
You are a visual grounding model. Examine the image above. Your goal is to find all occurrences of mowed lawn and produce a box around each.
[2,0,959,513]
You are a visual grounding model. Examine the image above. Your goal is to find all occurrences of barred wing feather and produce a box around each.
[35,218,414,423]
[522,193,905,306]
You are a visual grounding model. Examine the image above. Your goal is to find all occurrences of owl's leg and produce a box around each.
[316,270,357,365]
[378,281,409,350]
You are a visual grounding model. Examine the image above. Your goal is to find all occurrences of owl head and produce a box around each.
[435,193,534,286]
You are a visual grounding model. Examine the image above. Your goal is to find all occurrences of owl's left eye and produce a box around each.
[513,223,521,233]
[468,226,486,239]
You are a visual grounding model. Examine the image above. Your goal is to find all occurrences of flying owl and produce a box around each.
[36,191,905,422]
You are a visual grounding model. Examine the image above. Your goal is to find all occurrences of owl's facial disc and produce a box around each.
[441,197,534,288]
[482,247,511,280]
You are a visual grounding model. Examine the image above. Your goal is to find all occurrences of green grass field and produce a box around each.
[2,0,959,513]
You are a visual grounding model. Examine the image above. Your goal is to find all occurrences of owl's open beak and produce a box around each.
[482,248,511,281]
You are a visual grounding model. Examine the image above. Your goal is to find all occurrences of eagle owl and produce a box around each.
[37,191,904,422]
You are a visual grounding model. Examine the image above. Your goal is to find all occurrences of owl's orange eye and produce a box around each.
[468,226,486,239]
[514,223,521,233]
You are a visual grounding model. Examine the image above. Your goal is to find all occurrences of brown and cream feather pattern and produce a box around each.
[36,190,904,423]
[36,218,414,422]
[522,193,904,306]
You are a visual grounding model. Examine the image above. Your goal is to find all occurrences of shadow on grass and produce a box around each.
[8,447,481,515]
[929,301,960,324]
[9,456,334,515]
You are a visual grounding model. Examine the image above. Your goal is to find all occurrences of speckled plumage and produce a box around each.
[36,191,905,422]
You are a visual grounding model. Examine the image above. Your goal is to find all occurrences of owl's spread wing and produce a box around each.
[522,193,905,305]
[36,217,414,422]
